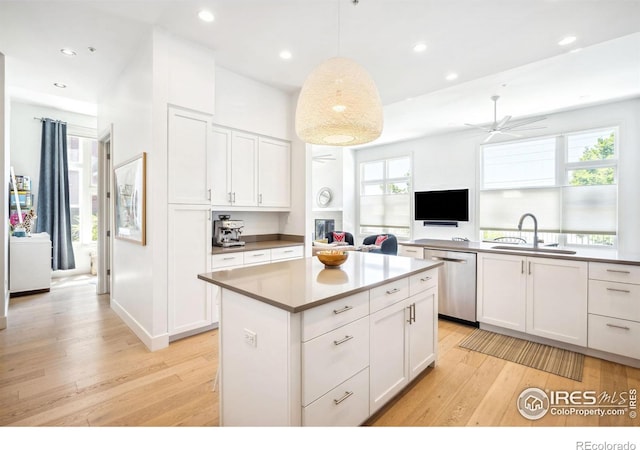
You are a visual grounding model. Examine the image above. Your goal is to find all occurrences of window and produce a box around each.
[359,156,411,239]
[67,134,98,244]
[480,128,617,247]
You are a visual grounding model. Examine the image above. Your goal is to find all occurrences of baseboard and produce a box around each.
[110,297,169,352]
[0,315,6,330]
[480,323,640,369]
[169,322,218,342]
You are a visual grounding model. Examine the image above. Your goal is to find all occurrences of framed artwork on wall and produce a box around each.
[114,152,146,245]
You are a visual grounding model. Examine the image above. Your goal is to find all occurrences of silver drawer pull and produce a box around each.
[420,276,432,282]
[333,335,354,346]
[606,269,631,274]
[223,257,236,261]
[606,323,631,331]
[606,287,631,294]
[284,250,294,253]
[252,253,265,257]
[386,288,400,295]
[333,305,353,315]
[406,249,417,253]
[333,391,354,405]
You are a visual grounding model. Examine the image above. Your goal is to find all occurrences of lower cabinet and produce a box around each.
[398,245,424,259]
[477,252,588,347]
[369,288,436,414]
[167,205,215,337]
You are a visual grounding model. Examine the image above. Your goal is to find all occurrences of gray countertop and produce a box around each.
[198,252,442,313]
[400,238,640,266]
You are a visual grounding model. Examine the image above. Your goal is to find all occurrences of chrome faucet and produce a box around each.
[518,213,539,248]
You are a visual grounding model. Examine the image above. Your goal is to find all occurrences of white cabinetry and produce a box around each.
[526,257,587,346]
[9,234,51,295]
[211,126,290,210]
[369,274,437,414]
[398,245,424,259]
[477,252,587,346]
[477,253,526,332]
[587,262,640,360]
[211,245,304,271]
[168,108,212,205]
[167,205,216,336]
[258,137,291,208]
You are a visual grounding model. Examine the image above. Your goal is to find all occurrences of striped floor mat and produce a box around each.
[458,329,584,381]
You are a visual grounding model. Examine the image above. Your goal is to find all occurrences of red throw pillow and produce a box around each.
[375,235,388,246]
[332,232,346,242]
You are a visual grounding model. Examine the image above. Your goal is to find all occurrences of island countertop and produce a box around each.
[198,252,442,313]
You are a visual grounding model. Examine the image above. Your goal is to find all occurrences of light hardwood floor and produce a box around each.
[1,283,638,427]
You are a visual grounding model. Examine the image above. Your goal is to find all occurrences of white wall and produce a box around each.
[9,101,97,275]
[98,31,156,346]
[1,52,8,329]
[351,98,640,252]
[214,67,292,141]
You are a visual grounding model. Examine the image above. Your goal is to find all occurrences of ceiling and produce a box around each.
[1,0,639,146]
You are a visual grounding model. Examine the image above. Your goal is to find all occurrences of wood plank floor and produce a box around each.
[1,282,638,427]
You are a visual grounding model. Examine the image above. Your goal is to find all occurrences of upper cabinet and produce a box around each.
[258,137,291,208]
[211,125,291,210]
[168,108,213,205]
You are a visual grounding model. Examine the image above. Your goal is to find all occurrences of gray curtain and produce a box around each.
[36,118,76,270]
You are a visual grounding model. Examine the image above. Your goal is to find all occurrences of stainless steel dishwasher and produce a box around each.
[424,248,477,326]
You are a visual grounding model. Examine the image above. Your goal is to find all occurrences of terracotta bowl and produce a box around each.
[316,250,349,268]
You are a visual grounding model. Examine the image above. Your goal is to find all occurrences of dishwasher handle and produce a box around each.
[430,256,467,264]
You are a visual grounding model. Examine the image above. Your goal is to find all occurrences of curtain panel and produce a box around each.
[35,118,76,270]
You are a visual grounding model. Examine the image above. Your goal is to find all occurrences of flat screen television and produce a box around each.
[414,188,469,222]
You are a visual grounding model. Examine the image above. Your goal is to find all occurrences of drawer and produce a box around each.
[302,367,369,427]
[409,268,437,296]
[370,278,410,313]
[242,249,271,266]
[211,253,244,270]
[271,245,303,261]
[398,245,424,259]
[302,316,369,406]
[588,280,640,322]
[302,291,369,342]
[589,262,640,285]
[588,314,640,360]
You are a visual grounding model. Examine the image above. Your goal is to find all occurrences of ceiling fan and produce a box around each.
[465,95,547,143]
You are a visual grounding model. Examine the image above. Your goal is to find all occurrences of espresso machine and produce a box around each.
[213,215,245,247]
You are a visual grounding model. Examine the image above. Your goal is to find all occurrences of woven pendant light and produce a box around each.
[295,1,383,146]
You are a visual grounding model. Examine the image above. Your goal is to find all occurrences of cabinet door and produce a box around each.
[369,299,409,414]
[477,252,526,332]
[258,137,290,208]
[526,257,587,346]
[168,205,215,335]
[230,131,258,206]
[211,126,231,206]
[408,288,437,380]
[168,108,212,205]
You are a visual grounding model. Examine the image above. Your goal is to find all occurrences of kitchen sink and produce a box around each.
[491,245,577,255]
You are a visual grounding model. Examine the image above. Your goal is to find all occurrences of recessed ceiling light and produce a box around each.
[413,42,427,53]
[445,73,459,81]
[198,9,214,23]
[60,48,76,57]
[279,50,292,60]
[53,82,67,89]
[558,36,577,46]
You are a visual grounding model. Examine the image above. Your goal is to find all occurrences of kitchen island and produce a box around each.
[198,252,442,426]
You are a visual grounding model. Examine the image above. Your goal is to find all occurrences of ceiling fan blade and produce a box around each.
[506,125,547,132]
[501,116,546,130]
[499,131,523,138]
[496,115,511,129]
[464,123,491,131]
[483,131,498,143]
